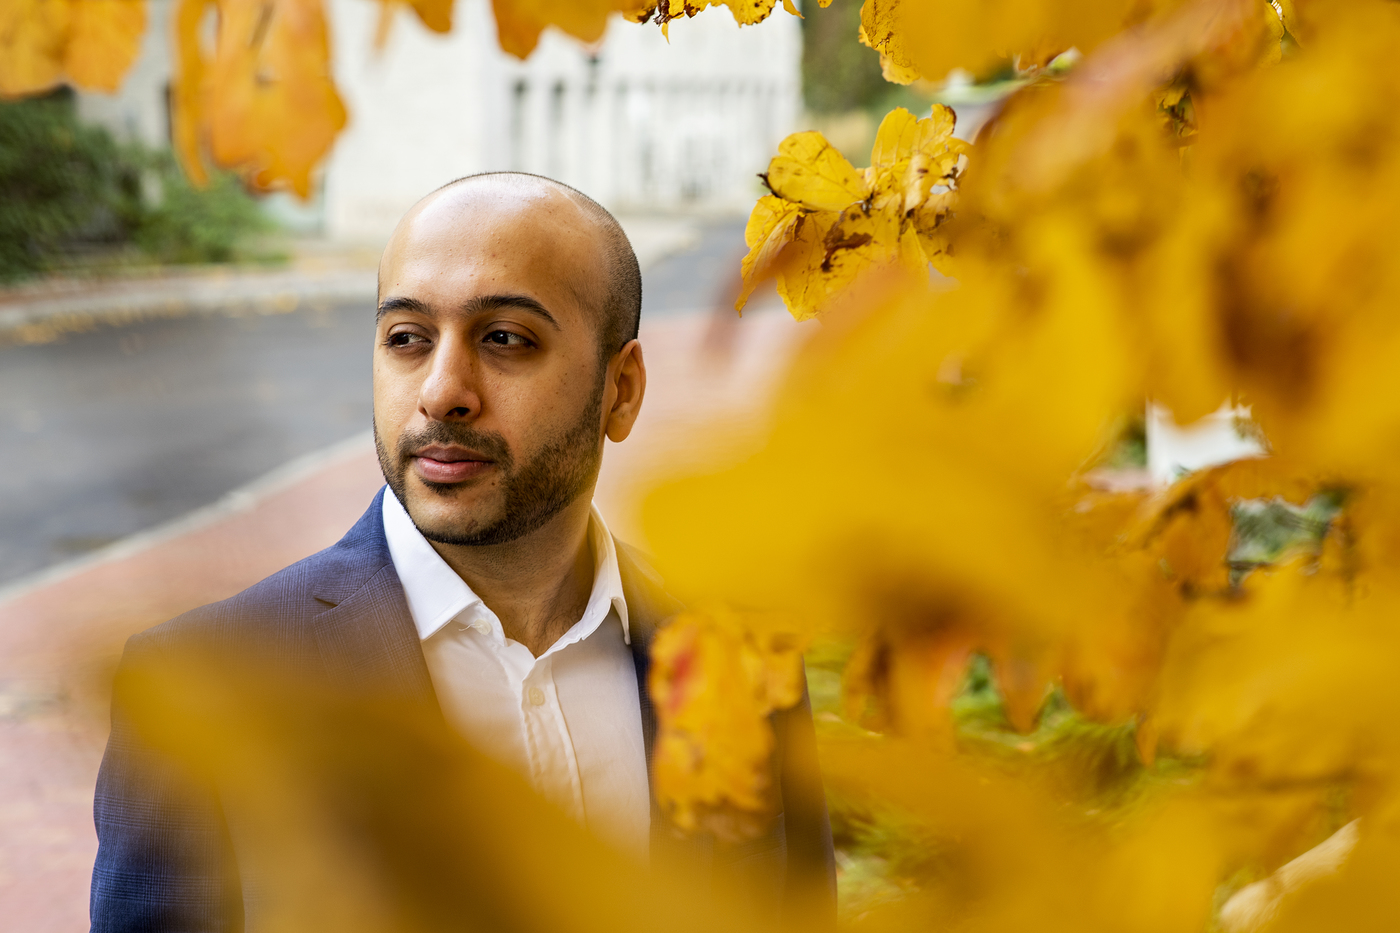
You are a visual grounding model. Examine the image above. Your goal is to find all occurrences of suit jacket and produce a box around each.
[90,488,836,931]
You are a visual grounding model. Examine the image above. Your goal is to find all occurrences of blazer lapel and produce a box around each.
[309,488,437,710]
[307,498,670,721]
[615,539,682,769]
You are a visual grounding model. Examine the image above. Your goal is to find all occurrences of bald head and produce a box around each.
[372,172,650,553]
[382,172,641,366]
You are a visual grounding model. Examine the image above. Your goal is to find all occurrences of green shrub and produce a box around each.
[0,90,272,281]
[0,90,138,280]
[133,153,271,265]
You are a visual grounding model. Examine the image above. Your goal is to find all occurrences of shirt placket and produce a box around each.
[519,656,586,823]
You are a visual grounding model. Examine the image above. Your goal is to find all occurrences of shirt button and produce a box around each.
[528,687,546,706]
[471,620,489,634]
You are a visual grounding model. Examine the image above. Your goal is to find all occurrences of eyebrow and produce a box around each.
[376,296,430,321]
[376,293,562,331]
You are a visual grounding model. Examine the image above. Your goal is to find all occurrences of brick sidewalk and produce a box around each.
[0,301,805,929]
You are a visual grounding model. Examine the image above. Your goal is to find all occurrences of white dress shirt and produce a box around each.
[381,489,650,858]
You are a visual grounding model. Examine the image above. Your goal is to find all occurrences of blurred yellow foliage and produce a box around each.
[858,0,1132,83]
[493,0,650,59]
[649,606,806,840]
[642,0,1400,925]
[820,737,1225,931]
[856,0,1283,85]
[170,0,347,196]
[0,0,146,97]
[111,646,763,933]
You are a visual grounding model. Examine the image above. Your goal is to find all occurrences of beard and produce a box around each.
[375,378,604,547]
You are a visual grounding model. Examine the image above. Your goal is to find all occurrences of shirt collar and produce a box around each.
[381,488,630,646]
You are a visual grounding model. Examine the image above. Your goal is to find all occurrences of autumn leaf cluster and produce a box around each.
[645,0,1400,927]
[738,105,969,321]
[648,607,806,840]
[0,0,145,97]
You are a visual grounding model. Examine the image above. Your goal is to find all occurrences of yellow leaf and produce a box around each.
[1132,458,1321,596]
[0,0,68,97]
[642,0,789,31]
[643,260,1136,655]
[495,0,655,59]
[877,48,921,85]
[858,0,1142,83]
[405,0,452,32]
[170,0,209,186]
[903,103,966,212]
[1155,564,1400,789]
[910,190,957,271]
[895,219,929,274]
[896,632,979,744]
[765,130,872,212]
[865,107,917,217]
[0,0,145,98]
[866,105,967,219]
[735,194,802,313]
[987,644,1057,734]
[64,0,146,92]
[857,14,918,86]
[819,738,1226,931]
[868,105,919,176]
[374,0,452,41]
[775,206,887,321]
[748,116,965,320]
[714,0,780,27]
[745,104,968,321]
[649,607,805,841]
[174,0,347,196]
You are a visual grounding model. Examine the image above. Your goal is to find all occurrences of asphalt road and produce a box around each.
[0,219,747,586]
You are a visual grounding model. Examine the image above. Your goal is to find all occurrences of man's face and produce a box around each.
[373,182,610,546]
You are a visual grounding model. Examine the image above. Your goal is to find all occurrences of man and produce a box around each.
[90,173,835,931]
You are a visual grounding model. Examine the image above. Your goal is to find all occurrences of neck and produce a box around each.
[427,495,597,657]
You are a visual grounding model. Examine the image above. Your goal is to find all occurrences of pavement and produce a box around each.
[0,215,807,930]
[0,302,378,582]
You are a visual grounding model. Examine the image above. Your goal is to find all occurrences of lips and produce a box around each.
[411,445,495,484]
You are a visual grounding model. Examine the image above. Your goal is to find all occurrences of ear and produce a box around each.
[604,339,647,443]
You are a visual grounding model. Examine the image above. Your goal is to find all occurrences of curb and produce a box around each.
[0,268,378,346]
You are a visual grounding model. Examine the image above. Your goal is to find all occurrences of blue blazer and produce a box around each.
[91,488,836,931]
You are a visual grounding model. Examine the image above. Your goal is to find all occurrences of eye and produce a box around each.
[484,330,532,347]
[386,331,427,349]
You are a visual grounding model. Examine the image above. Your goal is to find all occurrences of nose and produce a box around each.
[417,333,482,422]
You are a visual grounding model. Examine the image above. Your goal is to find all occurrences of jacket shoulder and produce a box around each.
[135,491,392,654]
[614,539,684,643]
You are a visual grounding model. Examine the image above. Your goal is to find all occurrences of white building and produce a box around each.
[78,0,803,243]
